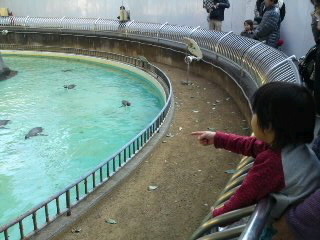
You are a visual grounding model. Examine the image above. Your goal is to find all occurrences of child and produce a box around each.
[192,82,320,220]
[241,20,254,39]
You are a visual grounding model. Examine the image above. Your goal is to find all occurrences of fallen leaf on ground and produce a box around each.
[106,219,118,224]
[148,185,158,191]
[71,228,82,233]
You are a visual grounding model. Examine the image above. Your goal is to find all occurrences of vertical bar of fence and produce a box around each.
[32,212,38,231]
[76,184,80,201]
[45,204,50,222]
[4,229,9,240]
[133,141,136,154]
[118,153,122,167]
[19,220,24,239]
[124,149,127,163]
[107,161,110,178]
[56,197,60,215]
[100,167,103,183]
[92,172,96,188]
[84,178,88,194]
[66,190,71,216]
[113,157,116,172]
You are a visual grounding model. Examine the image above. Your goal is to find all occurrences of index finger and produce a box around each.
[191,131,206,136]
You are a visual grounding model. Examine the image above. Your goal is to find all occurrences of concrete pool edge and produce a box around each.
[30,96,175,240]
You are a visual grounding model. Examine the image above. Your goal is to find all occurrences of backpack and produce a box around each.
[299,45,319,91]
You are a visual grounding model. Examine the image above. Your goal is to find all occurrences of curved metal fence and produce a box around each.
[0,16,300,87]
[0,16,302,240]
[0,47,172,240]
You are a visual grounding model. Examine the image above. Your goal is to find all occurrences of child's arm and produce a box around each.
[213,151,284,217]
[214,131,269,158]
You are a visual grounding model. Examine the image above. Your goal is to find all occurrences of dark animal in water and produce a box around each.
[64,84,76,89]
[121,100,131,107]
[25,127,47,139]
[0,69,18,81]
[0,120,10,128]
[62,69,72,72]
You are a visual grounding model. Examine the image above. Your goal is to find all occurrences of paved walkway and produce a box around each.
[55,63,249,240]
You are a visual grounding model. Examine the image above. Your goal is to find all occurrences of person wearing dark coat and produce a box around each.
[253,0,281,48]
[203,0,230,31]
[255,0,285,24]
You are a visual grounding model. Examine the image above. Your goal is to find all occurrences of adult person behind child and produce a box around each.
[312,2,320,118]
[241,20,254,38]
[254,0,285,24]
[253,0,281,48]
[271,5,320,239]
[203,0,230,31]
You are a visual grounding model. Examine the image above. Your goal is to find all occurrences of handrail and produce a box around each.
[190,206,255,240]
[197,225,246,240]
[239,198,274,240]
[0,47,173,240]
[0,16,300,87]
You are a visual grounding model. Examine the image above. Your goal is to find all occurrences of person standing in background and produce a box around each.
[203,0,230,31]
[253,0,281,48]
[255,0,285,24]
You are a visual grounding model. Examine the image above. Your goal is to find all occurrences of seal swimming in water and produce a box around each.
[0,120,10,128]
[121,100,131,107]
[64,84,76,89]
[62,69,72,72]
[25,127,47,139]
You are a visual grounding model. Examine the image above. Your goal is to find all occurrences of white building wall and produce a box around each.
[0,0,316,58]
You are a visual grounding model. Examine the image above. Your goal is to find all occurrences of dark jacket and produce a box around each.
[240,31,254,39]
[314,42,320,114]
[254,5,280,48]
[312,13,320,43]
[204,0,230,21]
[255,2,285,24]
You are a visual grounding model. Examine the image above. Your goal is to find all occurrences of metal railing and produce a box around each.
[0,47,172,240]
[190,156,273,240]
[0,16,300,88]
[0,16,302,240]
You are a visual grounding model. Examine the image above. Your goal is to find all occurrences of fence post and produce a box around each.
[157,22,168,42]
[24,16,30,29]
[66,190,71,216]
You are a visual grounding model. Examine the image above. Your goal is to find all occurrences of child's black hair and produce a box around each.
[244,19,254,30]
[251,82,315,149]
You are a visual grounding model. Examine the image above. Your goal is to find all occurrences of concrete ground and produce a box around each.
[54,63,249,240]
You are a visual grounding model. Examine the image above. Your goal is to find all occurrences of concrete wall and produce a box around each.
[0,0,316,57]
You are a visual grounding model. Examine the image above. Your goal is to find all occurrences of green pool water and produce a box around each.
[0,54,165,236]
